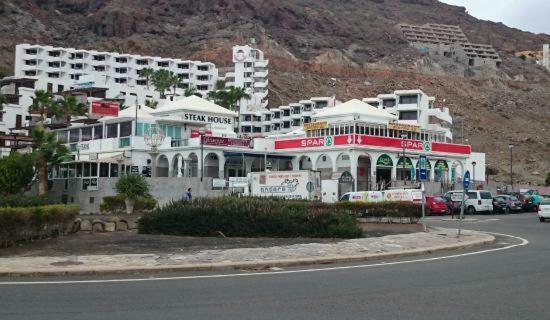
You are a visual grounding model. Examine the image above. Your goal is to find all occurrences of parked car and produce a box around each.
[425,196,450,215]
[537,199,550,222]
[511,192,538,212]
[445,190,494,215]
[492,195,522,214]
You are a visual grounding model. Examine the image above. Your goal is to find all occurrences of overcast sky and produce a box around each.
[439,0,550,34]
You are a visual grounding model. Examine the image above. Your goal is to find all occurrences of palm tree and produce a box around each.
[139,67,154,90]
[32,124,69,195]
[226,86,251,136]
[151,69,172,99]
[184,86,198,97]
[145,100,158,109]
[29,90,54,122]
[53,95,88,126]
[215,79,226,90]
[169,73,183,98]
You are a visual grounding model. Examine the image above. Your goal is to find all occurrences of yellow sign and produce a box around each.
[304,121,329,131]
[388,122,421,133]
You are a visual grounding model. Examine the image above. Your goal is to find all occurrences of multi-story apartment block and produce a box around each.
[542,44,550,71]
[239,97,336,137]
[224,45,269,112]
[14,44,218,105]
[399,23,502,69]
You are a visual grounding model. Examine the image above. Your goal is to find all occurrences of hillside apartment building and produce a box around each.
[399,23,502,69]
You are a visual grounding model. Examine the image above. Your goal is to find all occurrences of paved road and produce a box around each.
[0,213,547,320]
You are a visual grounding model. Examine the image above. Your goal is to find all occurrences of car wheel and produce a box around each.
[467,206,476,215]
[540,217,546,222]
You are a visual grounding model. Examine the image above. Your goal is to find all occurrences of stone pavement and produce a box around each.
[0,228,494,276]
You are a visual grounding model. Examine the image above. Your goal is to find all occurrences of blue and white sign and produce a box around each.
[463,170,471,190]
[419,155,427,181]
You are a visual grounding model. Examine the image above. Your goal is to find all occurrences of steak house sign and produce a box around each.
[181,112,232,125]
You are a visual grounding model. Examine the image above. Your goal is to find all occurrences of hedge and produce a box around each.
[139,197,363,239]
[0,205,79,248]
[99,195,157,214]
[0,194,60,208]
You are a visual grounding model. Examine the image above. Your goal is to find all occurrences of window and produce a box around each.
[25,49,38,55]
[399,95,418,104]
[273,112,280,119]
[107,123,118,138]
[157,61,169,67]
[197,75,209,81]
[81,127,92,141]
[177,63,189,69]
[48,62,60,68]
[292,119,300,126]
[93,66,105,72]
[399,111,418,121]
[382,99,396,108]
[100,163,109,177]
[47,72,60,78]
[136,59,149,65]
[57,131,68,143]
[198,65,209,71]
[48,51,61,57]
[93,125,103,139]
[115,78,127,84]
[178,73,189,79]
[15,115,22,129]
[480,192,493,199]
[119,122,132,137]
[264,114,271,121]
[283,121,291,129]
[283,110,290,116]
[115,68,127,74]
[115,57,127,63]
[110,163,118,177]
[93,55,106,61]
[69,129,80,143]
[196,85,208,91]
[253,116,261,122]
[25,70,37,76]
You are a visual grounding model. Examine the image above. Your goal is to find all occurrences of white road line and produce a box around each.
[0,231,528,286]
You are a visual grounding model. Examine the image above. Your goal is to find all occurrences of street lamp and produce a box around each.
[401,131,407,184]
[508,143,514,192]
[472,161,477,189]
[199,128,205,181]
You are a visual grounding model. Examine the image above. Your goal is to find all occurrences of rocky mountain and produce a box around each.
[0,0,549,185]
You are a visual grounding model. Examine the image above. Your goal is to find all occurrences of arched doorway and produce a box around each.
[156,155,169,177]
[396,156,413,182]
[172,154,184,177]
[336,153,353,194]
[204,153,220,178]
[299,155,313,170]
[315,154,333,180]
[434,160,449,182]
[357,154,372,191]
[187,153,198,177]
[376,154,393,188]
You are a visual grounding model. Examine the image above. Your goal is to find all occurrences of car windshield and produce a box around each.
[434,197,446,203]
[467,192,477,199]
[510,196,519,201]
[340,194,350,201]
[480,192,492,199]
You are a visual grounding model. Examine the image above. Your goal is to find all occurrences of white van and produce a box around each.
[339,190,419,203]
[445,190,494,214]
[339,191,384,203]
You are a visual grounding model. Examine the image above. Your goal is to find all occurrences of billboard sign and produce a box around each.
[202,136,251,148]
[90,101,119,117]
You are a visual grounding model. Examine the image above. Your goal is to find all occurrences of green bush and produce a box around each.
[0,204,79,248]
[0,152,35,195]
[115,174,149,200]
[139,197,363,238]
[0,194,60,208]
[100,194,157,213]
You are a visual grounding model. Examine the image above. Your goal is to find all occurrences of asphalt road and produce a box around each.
[1,213,548,320]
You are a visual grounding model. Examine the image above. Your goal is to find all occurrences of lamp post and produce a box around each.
[264,147,268,173]
[508,144,514,192]
[472,161,477,189]
[199,128,205,182]
[401,132,407,185]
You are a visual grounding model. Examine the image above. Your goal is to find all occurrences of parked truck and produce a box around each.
[249,170,321,200]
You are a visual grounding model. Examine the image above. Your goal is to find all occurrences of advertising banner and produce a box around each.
[202,136,251,148]
[90,101,119,117]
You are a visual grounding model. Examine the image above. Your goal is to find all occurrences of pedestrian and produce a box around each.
[186,187,192,201]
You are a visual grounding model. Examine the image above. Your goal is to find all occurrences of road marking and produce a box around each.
[0,232,528,286]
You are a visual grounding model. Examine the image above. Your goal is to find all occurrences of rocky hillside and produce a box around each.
[0,0,549,185]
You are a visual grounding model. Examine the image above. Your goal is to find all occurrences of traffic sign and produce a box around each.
[306,181,315,192]
[463,170,471,189]
[419,155,427,181]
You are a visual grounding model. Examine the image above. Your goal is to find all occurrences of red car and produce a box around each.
[426,196,450,215]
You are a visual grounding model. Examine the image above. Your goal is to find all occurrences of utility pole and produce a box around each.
[508,144,514,192]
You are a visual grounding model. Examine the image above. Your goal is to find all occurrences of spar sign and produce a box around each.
[274,134,471,155]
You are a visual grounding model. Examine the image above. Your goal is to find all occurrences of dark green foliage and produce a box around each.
[139,197,363,239]
[0,204,79,247]
[0,152,36,195]
[100,194,157,213]
[0,194,59,207]
[115,174,149,200]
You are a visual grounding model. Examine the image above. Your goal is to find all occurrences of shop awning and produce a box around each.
[224,152,293,160]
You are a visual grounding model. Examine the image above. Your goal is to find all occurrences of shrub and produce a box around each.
[100,194,157,213]
[0,204,79,248]
[0,194,60,208]
[115,174,149,200]
[0,152,35,195]
[139,197,363,238]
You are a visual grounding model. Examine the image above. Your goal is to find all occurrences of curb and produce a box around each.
[441,218,479,222]
[0,233,495,277]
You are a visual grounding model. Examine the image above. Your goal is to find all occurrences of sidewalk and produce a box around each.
[0,228,494,276]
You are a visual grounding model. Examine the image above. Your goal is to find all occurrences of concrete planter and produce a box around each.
[124,198,135,214]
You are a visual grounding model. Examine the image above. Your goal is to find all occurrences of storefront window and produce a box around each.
[81,127,92,141]
[57,130,68,143]
[91,163,98,177]
[100,163,109,177]
[120,122,132,137]
[94,125,103,139]
[110,163,118,177]
[76,163,82,177]
[83,162,91,177]
[107,123,118,138]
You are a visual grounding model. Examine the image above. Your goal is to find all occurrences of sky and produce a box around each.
[439,0,550,34]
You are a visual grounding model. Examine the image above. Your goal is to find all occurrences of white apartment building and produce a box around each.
[14,44,218,105]
[541,44,550,71]
[224,45,269,112]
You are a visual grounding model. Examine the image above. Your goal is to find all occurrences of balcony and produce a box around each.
[254,60,268,68]
[253,70,269,78]
[427,108,453,124]
[254,79,268,89]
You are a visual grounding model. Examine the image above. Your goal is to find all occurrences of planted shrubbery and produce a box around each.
[0,194,60,208]
[139,197,363,239]
[0,204,79,248]
[100,194,157,214]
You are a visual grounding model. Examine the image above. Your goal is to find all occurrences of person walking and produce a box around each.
[186,188,192,201]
